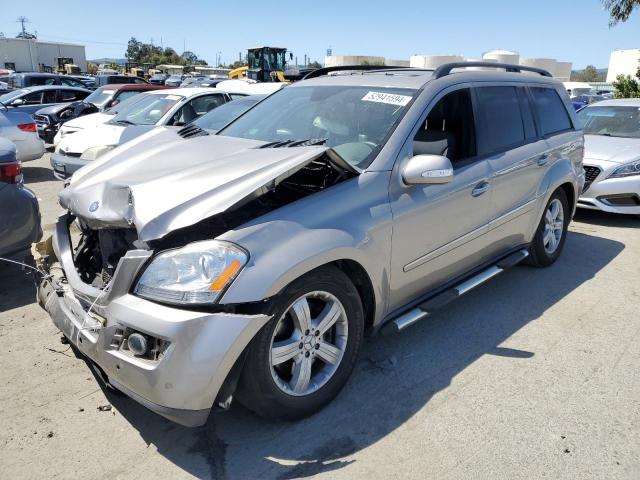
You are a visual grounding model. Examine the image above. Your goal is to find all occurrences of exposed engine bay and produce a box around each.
[152,154,356,250]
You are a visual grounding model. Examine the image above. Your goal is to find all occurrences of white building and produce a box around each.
[324,55,386,67]
[0,37,87,72]
[606,49,640,83]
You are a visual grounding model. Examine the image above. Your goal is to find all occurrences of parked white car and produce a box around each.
[51,88,234,179]
[576,99,640,215]
[0,108,45,162]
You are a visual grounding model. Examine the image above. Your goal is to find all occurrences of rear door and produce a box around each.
[476,84,549,255]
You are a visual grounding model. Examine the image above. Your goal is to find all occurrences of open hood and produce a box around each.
[59,130,336,242]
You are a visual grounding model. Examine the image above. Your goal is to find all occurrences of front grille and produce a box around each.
[34,114,49,126]
[582,165,602,193]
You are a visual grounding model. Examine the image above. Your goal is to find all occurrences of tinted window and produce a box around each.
[42,90,58,103]
[22,91,43,105]
[530,87,572,136]
[60,77,85,88]
[476,86,524,154]
[517,88,537,140]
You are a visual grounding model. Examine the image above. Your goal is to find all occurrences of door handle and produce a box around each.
[471,181,490,197]
[537,154,549,166]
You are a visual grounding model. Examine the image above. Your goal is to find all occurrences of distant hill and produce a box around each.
[88,58,127,65]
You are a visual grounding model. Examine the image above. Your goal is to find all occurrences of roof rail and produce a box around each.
[432,62,552,79]
[302,65,409,80]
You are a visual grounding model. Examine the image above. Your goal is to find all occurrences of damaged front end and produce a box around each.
[35,138,357,426]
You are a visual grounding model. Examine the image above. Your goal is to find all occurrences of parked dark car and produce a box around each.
[149,73,169,85]
[94,75,149,87]
[67,75,97,89]
[0,86,91,116]
[186,78,226,88]
[6,72,89,89]
[34,84,174,143]
[0,138,41,256]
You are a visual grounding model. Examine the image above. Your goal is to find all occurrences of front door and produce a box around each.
[387,86,494,311]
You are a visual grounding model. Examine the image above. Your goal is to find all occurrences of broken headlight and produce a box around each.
[134,240,248,305]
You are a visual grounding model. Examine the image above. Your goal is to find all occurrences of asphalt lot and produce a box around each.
[1,152,639,479]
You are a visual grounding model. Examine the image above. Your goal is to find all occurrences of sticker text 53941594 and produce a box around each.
[361,91,412,106]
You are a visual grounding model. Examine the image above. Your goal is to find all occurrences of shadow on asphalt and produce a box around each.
[0,251,37,312]
[62,229,624,479]
[22,165,57,185]
[574,208,639,228]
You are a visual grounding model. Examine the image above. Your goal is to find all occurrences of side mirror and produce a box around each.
[11,98,25,106]
[402,154,454,185]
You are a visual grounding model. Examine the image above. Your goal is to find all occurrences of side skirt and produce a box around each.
[380,247,530,335]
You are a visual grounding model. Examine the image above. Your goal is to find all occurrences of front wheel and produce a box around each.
[527,188,570,267]
[236,265,364,420]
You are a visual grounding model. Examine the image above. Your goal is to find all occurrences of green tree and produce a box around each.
[603,0,640,25]
[572,65,604,82]
[308,61,322,69]
[613,74,640,98]
[126,37,143,63]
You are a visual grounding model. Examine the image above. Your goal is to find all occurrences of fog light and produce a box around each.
[127,333,148,356]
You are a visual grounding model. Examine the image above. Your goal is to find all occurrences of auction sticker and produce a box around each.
[362,91,412,106]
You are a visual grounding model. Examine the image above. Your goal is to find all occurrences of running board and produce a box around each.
[382,249,529,335]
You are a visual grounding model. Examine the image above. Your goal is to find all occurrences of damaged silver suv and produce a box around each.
[36,63,584,426]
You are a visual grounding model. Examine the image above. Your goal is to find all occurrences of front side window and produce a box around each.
[476,86,525,154]
[576,106,640,138]
[110,93,183,126]
[42,90,58,103]
[530,87,572,136]
[22,91,43,105]
[219,85,417,168]
[413,88,476,164]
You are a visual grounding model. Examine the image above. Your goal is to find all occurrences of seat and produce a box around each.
[180,103,198,124]
[413,119,456,159]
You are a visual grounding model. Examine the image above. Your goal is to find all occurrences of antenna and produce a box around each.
[17,16,30,37]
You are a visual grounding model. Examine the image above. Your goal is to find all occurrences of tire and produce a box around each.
[236,265,364,420]
[527,188,570,267]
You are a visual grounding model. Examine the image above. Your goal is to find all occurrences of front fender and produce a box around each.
[219,172,393,325]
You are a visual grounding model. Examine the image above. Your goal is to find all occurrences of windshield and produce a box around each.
[110,93,183,125]
[219,85,417,168]
[195,96,264,131]
[577,105,640,138]
[0,89,28,103]
[83,88,115,108]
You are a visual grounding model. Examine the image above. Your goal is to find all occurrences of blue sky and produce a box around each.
[1,0,638,69]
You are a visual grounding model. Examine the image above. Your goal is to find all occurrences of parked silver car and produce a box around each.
[35,63,584,426]
[0,138,41,256]
[0,108,45,162]
[576,99,640,215]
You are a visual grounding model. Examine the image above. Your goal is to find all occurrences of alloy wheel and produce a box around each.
[269,291,348,397]
[543,198,564,254]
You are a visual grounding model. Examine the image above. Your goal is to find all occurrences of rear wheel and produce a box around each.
[236,266,364,420]
[527,189,570,267]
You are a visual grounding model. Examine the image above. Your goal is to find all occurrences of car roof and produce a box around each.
[22,85,90,92]
[101,84,173,91]
[13,72,58,77]
[146,87,219,97]
[294,68,562,90]
[584,98,640,107]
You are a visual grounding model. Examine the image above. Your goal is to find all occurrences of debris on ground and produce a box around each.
[362,355,398,372]
[47,431,54,438]
[97,404,112,412]
[60,335,69,345]
[78,408,84,412]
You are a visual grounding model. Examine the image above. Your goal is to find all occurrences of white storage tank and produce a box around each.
[465,57,497,71]
[482,49,520,66]
[324,55,385,67]
[410,55,464,69]
[520,57,558,76]
[554,61,572,81]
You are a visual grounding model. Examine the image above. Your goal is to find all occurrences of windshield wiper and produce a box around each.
[112,119,136,126]
[287,138,328,147]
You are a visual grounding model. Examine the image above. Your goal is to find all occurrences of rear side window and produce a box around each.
[530,87,572,136]
[476,86,525,154]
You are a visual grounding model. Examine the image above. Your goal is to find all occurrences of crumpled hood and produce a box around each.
[59,130,329,242]
[584,134,640,164]
[62,112,113,131]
